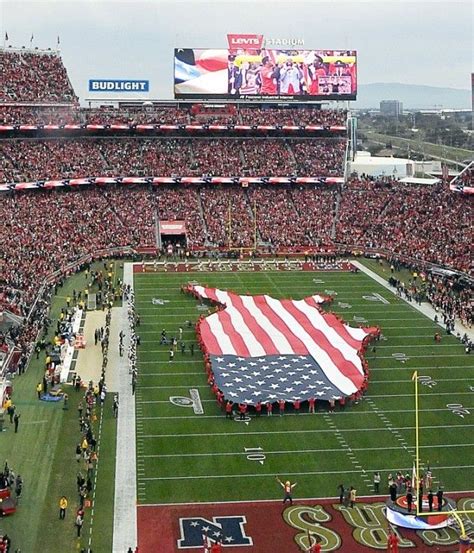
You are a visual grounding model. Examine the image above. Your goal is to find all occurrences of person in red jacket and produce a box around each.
[210,539,223,552]
[238,403,247,420]
[266,401,273,416]
[307,540,321,553]
[278,399,285,416]
[387,529,399,552]
[293,399,301,414]
[308,397,316,413]
[255,401,262,417]
[225,400,233,419]
[259,57,278,95]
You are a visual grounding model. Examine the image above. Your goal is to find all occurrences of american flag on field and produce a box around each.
[188,285,378,405]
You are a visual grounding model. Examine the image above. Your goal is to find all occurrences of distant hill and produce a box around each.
[354,83,471,110]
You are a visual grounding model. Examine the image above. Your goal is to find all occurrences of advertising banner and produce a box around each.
[174,48,357,101]
[227,34,264,50]
[88,79,149,92]
[159,221,186,235]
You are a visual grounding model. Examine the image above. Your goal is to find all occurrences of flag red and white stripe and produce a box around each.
[190,285,378,396]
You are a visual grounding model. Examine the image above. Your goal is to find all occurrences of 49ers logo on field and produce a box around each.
[178,516,253,548]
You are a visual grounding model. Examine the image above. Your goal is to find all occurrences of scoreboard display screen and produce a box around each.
[174,48,357,101]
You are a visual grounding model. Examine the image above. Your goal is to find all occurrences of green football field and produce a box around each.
[134,267,474,506]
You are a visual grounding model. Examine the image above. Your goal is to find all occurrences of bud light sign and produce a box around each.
[88,79,149,92]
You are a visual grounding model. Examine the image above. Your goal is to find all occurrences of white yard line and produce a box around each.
[375,344,461,348]
[371,377,473,383]
[138,360,201,364]
[88,403,104,549]
[140,443,474,459]
[112,263,137,553]
[139,488,474,507]
[135,406,471,420]
[141,464,474,481]
[140,424,474,439]
[365,397,415,457]
[139,371,203,376]
[322,412,372,488]
[370,365,472,371]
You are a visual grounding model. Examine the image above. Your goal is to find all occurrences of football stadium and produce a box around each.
[0,3,473,553]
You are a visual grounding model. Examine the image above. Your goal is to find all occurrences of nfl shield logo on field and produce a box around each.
[178,516,253,547]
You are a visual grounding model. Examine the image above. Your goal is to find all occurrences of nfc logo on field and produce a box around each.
[178,516,253,548]
[88,79,149,92]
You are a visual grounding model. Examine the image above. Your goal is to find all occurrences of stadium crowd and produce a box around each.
[0,49,347,128]
[156,187,205,248]
[0,48,472,371]
[336,177,473,272]
[1,187,155,310]
[0,50,77,103]
[0,104,348,127]
[199,186,255,247]
[424,273,472,329]
[2,44,472,553]
[246,186,336,249]
[0,105,79,125]
[1,104,347,131]
[0,138,346,182]
[83,106,190,126]
[239,107,347,127]
[0,178,470,312]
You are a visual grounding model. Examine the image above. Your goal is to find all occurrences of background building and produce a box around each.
[380,99,403,117]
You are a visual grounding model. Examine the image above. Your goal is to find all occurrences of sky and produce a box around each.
[1,0,472,103]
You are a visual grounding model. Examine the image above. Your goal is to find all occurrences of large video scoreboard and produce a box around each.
[174,47,357,101]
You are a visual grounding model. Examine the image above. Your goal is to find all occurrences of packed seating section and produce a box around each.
[0,49,471,361]
[0,138,346,182]
[0,104,348,127]
[0,50,77,103]
[0,49,346,127]
[0,178,471,362]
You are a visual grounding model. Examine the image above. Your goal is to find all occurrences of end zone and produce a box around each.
[137,493,473,552]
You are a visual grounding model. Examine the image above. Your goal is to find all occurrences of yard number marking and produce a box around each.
[337,302,352,309]
[234,415,251,425]
[353,316,368,324]
[244,447,265,465]
[417,376,437,388]
[446,404,470,418]
[362,293,390,304]
[169,389,204,414]
[169,396,194,408]
[392,352,409,363]
[151,297,170,305]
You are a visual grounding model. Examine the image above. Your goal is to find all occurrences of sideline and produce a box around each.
[112,262,137,552]
[352,261,474,342]
[138,488,474,508]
